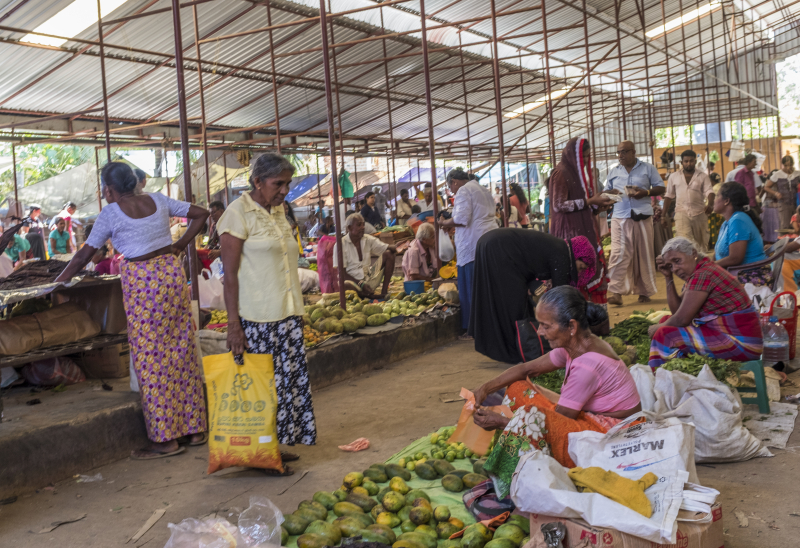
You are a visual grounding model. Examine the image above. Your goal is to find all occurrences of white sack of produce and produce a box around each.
[630,364,657,412]
[652,365,771,463]
[297,267,319,293]
[568,412,699,483]
[510,450,687,544]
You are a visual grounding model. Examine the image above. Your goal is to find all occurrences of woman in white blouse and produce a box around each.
[56,162,209,460]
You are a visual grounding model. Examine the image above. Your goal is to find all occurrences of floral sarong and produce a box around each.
[120,254,207,443]
[483,379,619,498]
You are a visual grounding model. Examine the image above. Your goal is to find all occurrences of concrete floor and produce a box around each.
[2,280,799,547]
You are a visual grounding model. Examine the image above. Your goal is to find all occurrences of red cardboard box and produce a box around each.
[528,503,724,548]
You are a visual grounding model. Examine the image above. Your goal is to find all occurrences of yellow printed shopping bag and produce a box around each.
[203,352,283,474]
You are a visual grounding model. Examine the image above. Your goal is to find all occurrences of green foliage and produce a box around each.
[0,142,93,199]
[777,54,800,137]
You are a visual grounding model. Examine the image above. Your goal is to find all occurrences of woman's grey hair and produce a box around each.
[345,212,364,228]
[249,153,295,188]
[661,237,698,256]
[416,222,435,241]
[446,168,470,184]
[537,285,605,331]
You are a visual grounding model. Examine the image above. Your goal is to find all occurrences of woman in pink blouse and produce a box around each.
[402,222,436,281]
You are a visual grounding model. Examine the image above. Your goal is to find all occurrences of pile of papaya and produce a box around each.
[283,459,530,548]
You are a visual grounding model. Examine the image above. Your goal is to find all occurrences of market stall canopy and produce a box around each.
[292,170,386,207]
[397,167,453,183]
[286,173,328,203]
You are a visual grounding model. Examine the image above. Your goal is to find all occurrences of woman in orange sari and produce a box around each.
[472,286,641,497]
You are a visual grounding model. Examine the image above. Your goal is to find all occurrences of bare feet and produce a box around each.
[638,295,652,303]
[607,293,623,306]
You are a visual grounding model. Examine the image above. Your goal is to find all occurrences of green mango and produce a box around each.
[398,531,437,548]
[448,470,470,480]
[432,460,455,476]
[485,540,517,548]
[283,514,310,535]
[370,463,387,473]
[297,533,329,548]
[346,492,378,512]
[393,540,426,548]
[343,472,364,489]
[398,505,412,522]
[336,516,366,538]
[386,463,412,481]
[440,540,462,548]
[377,486,393,502]
[415,463,438,480]
[362,480,379,496]
[333,501,364,517]
[467,523,493,542]
[400,520,417,533]
[281,526,288,546]
[390,476,411,495]
[507,516,530,535]
[368,523,397,543]
[376,512,402,528]
[382,491,406,512]
[293,508,320,525]
[473,459,487,476]
[409,505,432,525]
[312,491,339,510]
[333,489,348,501]
[371,503,386,520]
[405,489,430,505]
[436,522,460,539]
[462,473,489,489]
[299,500,328,521]
[441,474,464,492]
[345,512,374,528]
[433,506,451,522]
[364,468,389,483]
[461,530,487,548]
[361,529,393,544]
[306,520,342,545]
[493,524,525,547]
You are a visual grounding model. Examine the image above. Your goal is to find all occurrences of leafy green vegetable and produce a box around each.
[631,309,655,317]
[661,354,742,383]
[534,369,566,393]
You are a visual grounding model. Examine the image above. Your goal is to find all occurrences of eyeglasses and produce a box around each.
[616,149,635,155]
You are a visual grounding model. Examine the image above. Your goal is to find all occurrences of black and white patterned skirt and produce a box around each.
[241,315,317,446]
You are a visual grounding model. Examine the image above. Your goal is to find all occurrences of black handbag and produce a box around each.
[514,317,552,362]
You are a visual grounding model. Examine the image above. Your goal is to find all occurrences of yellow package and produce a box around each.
[203,352,283,474]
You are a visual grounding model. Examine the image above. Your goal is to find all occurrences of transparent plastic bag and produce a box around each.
[238,496,284,546]
[163,517,246,548]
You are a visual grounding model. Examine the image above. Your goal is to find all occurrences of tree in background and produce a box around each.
[778,53,800,137]
[0,142,92,200]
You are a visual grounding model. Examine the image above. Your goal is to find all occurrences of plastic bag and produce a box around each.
[439,229,455,262]
[448,388,512,455]
[203,352,282,474]
[199,269,225,310]
[164,517,247,548]
[21,357,85,386]
[238,495,284,546]
[629,364,656,412]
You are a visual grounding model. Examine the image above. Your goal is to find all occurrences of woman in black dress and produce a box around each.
[469,229,598,364]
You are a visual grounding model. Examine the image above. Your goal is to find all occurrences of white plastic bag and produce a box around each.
[198,269,225,310]
[1,366,20,388]
[510,450,686,544]
[629,364,656,412]
[297,268,319,293]
[568,412,699,483]
[439,229,455,262]
[652,365,770,463]
[129,353,139,392]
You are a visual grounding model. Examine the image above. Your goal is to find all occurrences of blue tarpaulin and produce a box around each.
[286,173,327,202]
[397,167,453,183]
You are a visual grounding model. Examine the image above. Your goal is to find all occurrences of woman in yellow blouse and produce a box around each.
[219,153,316,476]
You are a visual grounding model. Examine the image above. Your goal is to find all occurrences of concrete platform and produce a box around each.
[0,313,461,499]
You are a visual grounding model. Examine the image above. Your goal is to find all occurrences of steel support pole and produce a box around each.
[419,0,440,265]
[582,0,597,170]
[518,52,532,202]
[660,0,677,169]
[11,143,19,218]
[170,0,200,300]
[489,0,508,227]
[95,147,103,211]
[96,0,112,160]
[192,5,211,204]
[540,0,557,168]
[222,147,229,205]
[691,0,711,162]
[266,0,282,153]
[379,5,398,206]
[458,33,472,169]
[635,0,654,164]
[327,0,349,209]
[710,4,726,176]
[318,0,346,307]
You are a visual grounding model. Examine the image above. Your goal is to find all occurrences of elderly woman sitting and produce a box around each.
[402,222,436,282]
[471,286,641,497]
[333,213,397,298]
[649,237,763,368]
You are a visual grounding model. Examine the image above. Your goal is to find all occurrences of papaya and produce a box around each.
[310,308,330,322]
[433,506,451,522]
[462,473,488,489]
[312,491,338,510]
[306,520,342,545]
[342,319,359,332]
[436,522,460,539]
[398,531,437,548]
[467,523,493,542]
[415,463,438,480]
[371,503,386,520]
[333,488,348,501]
[293,508,320,525]
[363,304,383,316]
[409,505,432,525]
[493,524,525,547]
[393,540,426,548]
[362,480,379,496]
[298,500,328,520]
[432,460,455,476]
[367,313,390,326]
[368,523,397,543]
[441,474,464,492]
[381,490,405,512]
[485,540,516,548]
[400,520,417,533]
[390,476,410,495]
[346,492,378,512]
[335,516,366,538]
[281,526,288,546]
[369,463,387,473]
[398,505,412,522]
[283,514,310,535]
[440,540,462,548]
[405,489,430,505]
[376,512,402,528]
[333,501,364,517]
[343,471,364,489]
[364,468,388,483]
[386,463,412,481]
[297,533,329,548]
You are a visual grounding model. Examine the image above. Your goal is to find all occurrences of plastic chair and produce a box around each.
[736,360,770,414]
[726,238,788,292]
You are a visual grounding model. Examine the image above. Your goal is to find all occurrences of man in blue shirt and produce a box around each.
[603,141,666,306]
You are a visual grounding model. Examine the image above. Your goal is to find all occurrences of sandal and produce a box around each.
[189,432,209,446]
[131,446,186,460]
[459,333,474,341]
[262,465,294,477]
[280,451,300,462]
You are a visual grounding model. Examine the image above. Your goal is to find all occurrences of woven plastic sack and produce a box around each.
[21,357,85,386]
[203,352,282,474]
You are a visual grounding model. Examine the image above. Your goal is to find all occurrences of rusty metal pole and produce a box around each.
[489,0,508,227]
[518,53,532,205]
[458,33,472,169]
[11,143,19,218]
[540,0,557,170]
[222,146,229,206]
[660,0,677,169]
[691,0,711,164]
[318,0,346,307]
[266,0,282,154]
[634,0,655,164]
[164,145,171,198]
[192,5,211,204]
[315,150,323,215]
[709,3,725,177]
[94,147,103,211]
[170,0,199,300]
[614,0,626,140]
[419,0,441,264]
[327,0,349,210]
[380,5,398,208]
[582,0,597,171]
[96,0,112,160]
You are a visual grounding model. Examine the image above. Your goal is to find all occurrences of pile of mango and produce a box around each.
[303,325,328,348]
[282,460,530,548]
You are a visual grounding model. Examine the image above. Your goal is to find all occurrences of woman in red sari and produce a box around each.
[549,138,616,306]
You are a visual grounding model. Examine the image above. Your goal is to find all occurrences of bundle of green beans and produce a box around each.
[609,315,655,365]
[661,354,742,383]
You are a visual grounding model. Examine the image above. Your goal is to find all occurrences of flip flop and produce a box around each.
[130,446,186,460]
[189,432,209,446]
[262,465,294,477]
[280,451,300,462]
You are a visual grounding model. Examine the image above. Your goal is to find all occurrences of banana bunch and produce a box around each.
[210,310,228,325]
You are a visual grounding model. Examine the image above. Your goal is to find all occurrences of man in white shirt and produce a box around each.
[396,188,414,225]
[333,213,397,298]
[438,168,497,337]
[421,183,445,213]
[663,149,715,253]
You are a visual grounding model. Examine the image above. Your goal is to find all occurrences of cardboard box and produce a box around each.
[73,343,130,379]
[528,503,724,548]
[379,232,395,246]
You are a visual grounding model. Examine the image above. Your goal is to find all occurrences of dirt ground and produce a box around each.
[2,278,798,547]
